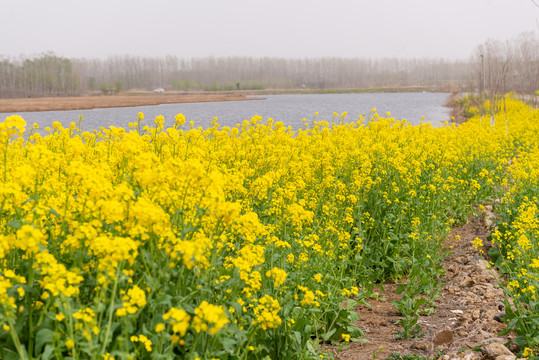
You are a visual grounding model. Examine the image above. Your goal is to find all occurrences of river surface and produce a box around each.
[1,92,451,133]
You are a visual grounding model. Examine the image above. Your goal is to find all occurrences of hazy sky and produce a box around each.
[2,0,538,60]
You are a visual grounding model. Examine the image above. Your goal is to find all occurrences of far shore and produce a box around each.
[0,86,455,113]
[0,93,264,113]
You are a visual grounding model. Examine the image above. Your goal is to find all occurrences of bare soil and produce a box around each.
[0,93,262,113]
[331,208,515,360]
[444,92,468,125]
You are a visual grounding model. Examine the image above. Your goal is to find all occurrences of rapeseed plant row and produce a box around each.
[477,98,539,357]
[0,100,517,359]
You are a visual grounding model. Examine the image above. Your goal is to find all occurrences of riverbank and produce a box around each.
[0,86,456,113]
[244,85,453,96]
[0,93,262,113]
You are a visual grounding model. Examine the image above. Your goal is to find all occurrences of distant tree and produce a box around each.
[114,81,123,93]
[100,82,109,95]
[183,79,192,91]
[88,77,96,91]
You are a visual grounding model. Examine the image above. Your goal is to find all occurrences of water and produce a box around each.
[1,92,451,133]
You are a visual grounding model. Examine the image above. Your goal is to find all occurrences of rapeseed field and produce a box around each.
[0,97,537,359]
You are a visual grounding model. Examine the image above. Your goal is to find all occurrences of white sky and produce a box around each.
[1,0,538,60]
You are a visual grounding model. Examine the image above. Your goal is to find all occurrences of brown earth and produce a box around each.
[444,92,468,125]
[0,93,263,113]
[329,206,516,360]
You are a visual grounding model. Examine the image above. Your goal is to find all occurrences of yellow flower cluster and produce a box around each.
[115,285,146,317]
[192,301,229,335]
[0,115,26,143]
[265,267,287,287]
[163,307,191,337]
[35,251,83,298]
[298,285,319,306]
[130,334,152,352]
[15,225,44,254]
[252,295,281,330]
[0,270,25,312]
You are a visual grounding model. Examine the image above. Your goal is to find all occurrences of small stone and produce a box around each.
[482,337,510,346]
[507,343,519,353]
[476,259,490,271]
[484,342,515,360]
[476,290,484,296]
[494,312,506,323]
[480,330,495,338]
[451,310,464,316]
[459,330,469,337]
[460,276,474,287]
[464,352,481,360]
[495,356,516,360]
[434,330,453,346]
[412,343,428,350]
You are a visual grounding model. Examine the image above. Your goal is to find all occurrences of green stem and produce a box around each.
[27,255,35,359]
[7,316,28,360]
[100,267,121,354]
[65,302,78,360]
[3,140,8,184]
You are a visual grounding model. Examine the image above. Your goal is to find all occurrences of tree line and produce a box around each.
[0,52,80,97]
[473,31,539,96]
[0,31,538,98]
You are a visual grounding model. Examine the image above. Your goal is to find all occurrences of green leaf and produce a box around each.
[41,344,55,360]
[49,207,61,219]
[488,247,500,260]
[6,220,22,229]
[322,328,337,341]
[306,339,316,354]
[22,196,38,205]
[351,337,370,344]
[221,338,236,353]
[349,310,360,323]
[346,299,358,310]
[230,301,243,315]
[293,331,302,346]
[348,324,364,338]
[34,328,54,355]
[2,347,21,360]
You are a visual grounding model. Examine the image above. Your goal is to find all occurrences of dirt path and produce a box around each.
[333,208,515,360]
[0,93,263,113]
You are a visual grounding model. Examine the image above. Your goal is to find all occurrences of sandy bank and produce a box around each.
[0,93,262,113]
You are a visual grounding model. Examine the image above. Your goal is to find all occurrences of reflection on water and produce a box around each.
[1,92,450,133]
